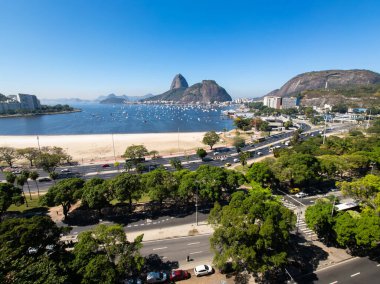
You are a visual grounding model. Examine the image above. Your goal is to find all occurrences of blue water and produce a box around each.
[0,103,234,135]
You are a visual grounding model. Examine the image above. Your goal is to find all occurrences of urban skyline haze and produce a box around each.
[1,0,380,99]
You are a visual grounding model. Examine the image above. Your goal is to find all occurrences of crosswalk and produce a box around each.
[281,198,318,241]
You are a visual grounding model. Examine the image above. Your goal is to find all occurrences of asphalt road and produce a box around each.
[298,257,380,283]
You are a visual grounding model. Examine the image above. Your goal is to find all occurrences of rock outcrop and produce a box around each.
[170,74,189,90]
[146,75,232,103]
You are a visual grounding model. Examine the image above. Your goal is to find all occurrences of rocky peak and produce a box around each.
[170,74,189,90]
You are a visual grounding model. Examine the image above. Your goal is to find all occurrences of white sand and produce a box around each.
[0,132,217,163]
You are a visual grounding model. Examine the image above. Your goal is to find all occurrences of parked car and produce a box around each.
[60,168,70,173]
[295,192,308,198]
[194,264,213,277]
[146,272,168,283]
[233,158,240,163]
[102,164,110,168]
[37,177,52,182]
[170,269,190,281]
[202,157,213,162]
[257,151,263,156]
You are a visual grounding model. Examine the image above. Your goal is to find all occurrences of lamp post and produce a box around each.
[195,185,199,226]
[331,195,337,217]
[37,135,41,152]
[111,134,116,162]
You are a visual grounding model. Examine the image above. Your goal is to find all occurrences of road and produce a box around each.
[141,234,212,266]
[298,257,380,283]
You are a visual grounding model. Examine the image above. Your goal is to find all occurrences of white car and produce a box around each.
[257,151,263,156]
[61,168,70,173]
[194,264,213,277]
[295,192,308,198]
[233,158,240,163]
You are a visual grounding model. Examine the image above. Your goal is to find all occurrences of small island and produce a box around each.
[0,93,80,118]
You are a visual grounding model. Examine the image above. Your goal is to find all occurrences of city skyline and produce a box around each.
[1,0,380,99]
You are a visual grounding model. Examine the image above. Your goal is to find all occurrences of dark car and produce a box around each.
[102,164,110,168]
[170,270,190,282]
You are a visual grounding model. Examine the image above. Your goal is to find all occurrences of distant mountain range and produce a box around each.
[266,69,380,107]
[144,74,232,103]
[98,93,154,104]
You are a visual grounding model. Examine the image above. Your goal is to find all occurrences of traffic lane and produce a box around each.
[298,257,380,284]
[141,234,212,263]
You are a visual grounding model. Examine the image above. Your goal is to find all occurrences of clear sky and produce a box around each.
[1,0,380,99]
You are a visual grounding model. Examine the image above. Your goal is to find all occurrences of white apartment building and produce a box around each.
[263,96,282,109]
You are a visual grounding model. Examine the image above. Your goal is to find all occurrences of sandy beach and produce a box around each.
[0,132,223,163]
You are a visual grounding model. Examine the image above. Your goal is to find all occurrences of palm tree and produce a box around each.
[29,171,40,198]
[49,171,58,184]
[4,171,16,184]
[16,175,28,207]
[21,170,32,200]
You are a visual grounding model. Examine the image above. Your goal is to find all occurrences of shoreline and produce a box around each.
[0,132,224,163]
[0,109,81,118]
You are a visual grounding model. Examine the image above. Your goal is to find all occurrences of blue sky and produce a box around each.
[1,0,380,99]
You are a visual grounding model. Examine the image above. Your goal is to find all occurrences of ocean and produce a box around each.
[0,103,234,135]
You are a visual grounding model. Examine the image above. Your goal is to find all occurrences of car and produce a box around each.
[60,168,70,173]
[225,163,231,167]
[295,192,308,198]
[146,272,168,283]
[170,269,190,281]
[194,264,213,277]
[233,158,240,163]
[102,164,110,168]
[123,278,142,284]
[213,151,220,156]
[27,247,38,254]
[202,157,213,162]
[220,156,227,161]
[257,151,263,156]
[330,188,340,192]
[37,177,52,182]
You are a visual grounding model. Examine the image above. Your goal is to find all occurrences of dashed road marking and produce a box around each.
[187,242,200,246]
[189,251,203,255]
[377,264,380,267]
[329,281,338,284]
[153,247,167,251]
[350,272,360,277]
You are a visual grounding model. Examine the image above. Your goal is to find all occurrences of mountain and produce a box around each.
[170,74,189,90]
[145,74,232,103]
[98,93,154,104]
[266,69,380,107]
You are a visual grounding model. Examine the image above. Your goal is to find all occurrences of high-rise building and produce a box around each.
[17,93,41,110]
[263,96,282,109]
[281,97,300,109]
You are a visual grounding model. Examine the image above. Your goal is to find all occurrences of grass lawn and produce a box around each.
[8,195,47,212]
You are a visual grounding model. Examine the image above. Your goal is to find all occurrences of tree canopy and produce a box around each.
[202,131,220,150]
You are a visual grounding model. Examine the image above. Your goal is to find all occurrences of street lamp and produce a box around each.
[195,185,199,226]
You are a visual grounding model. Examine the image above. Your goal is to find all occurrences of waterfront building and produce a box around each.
[263,96,282,109]
[0,93,41,113]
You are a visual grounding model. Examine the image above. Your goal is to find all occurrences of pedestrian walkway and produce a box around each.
[296,217,318,241]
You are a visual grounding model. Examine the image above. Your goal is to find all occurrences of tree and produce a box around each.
[233,117,252,131]
[246,162,276,188]
[333,211,358,249]
[123,145,148,166]
[202,131,220,150]
[305,200,335,243]
[41,178,85,219]
[35,152,61,173]
[16,147,39,167]
[73,224,144,282]
[4,171,16,184]
[339,174,380,213]
[169,158,183,170]
[196,148,207,159]
[209,188,295,281]
[238,151,250,166]
[259,120,270,132]
[49,171,59,183]
[21,170,32,200]
[82,178,111,213]
[149,150,160,159]
[0,146,18,167]
[0,216,66,282]
[0,182,24,214]
[354,213,380,250]
[290,129,301,145]
[232,136,245,152]
[109,173,142,210]
[284,120,293,130]
[16,174,28,208]
[142,168,177,207]
[29,171,40,197]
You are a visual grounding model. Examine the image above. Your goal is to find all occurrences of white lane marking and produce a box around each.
[187,242,200,246]
[377,264,380,267]
[134,224,138,227]
[189,251,203,255]
[152,247,168,251]
[162,256,167,259]
[329,281,338,284]
[350,272,360,277]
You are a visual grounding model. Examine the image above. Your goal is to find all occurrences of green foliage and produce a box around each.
[41,178,85,219]
[305,200,335,242]
[333,212,357,248]
[209,188,295,279]
[123,145,148,165]
[202,131,220,149]
[142,167,177,205]
[109,173,142,208]
[0,182,24,213]
[246,162,275,188]
[232,136,245,152]
[169,158,183,170]
[82,178,111,211]
[355,213,380,249]
[196,148,207,159]
[16,147,39,167]
[35,153,62,173]
[238,151,250,166]
[233,117,252,131]
[0,146,18,167]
